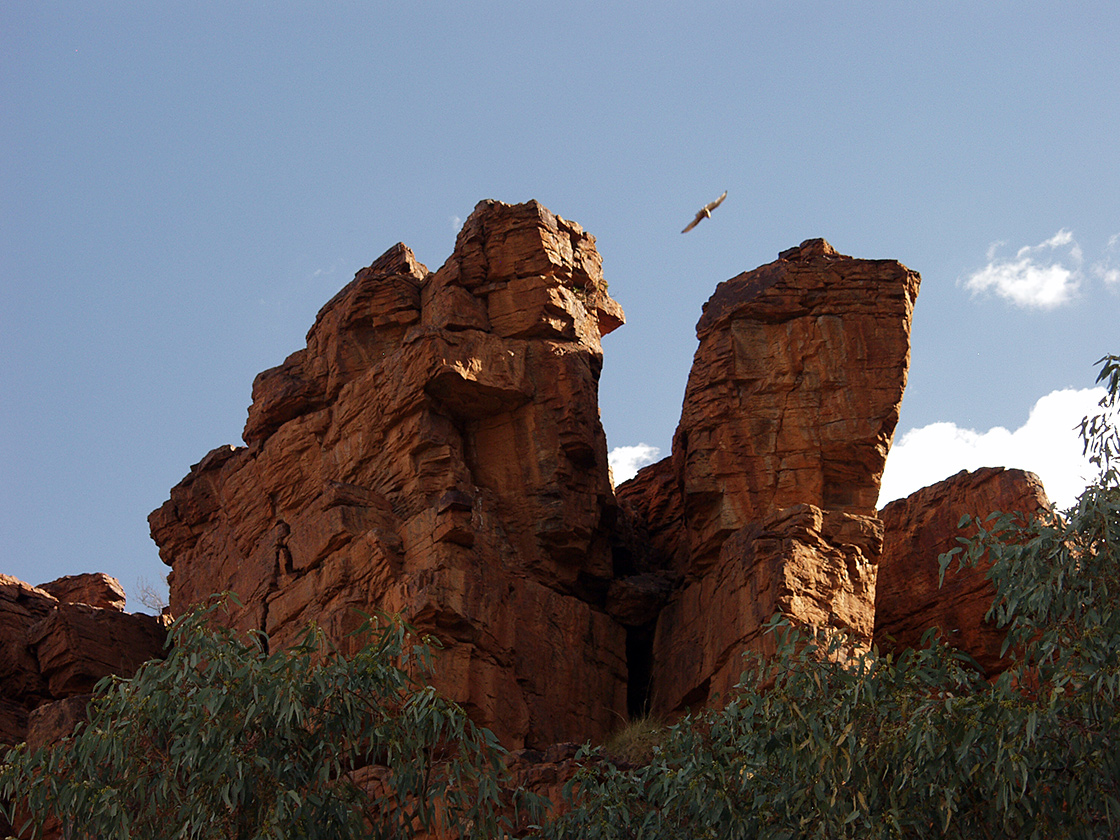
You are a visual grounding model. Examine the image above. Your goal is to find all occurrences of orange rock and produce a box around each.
[875,467,1052,674]
[0,573,167,748]
[153,222,925,742]
[619,239,919,716]
[151,200,627,748]
[37,572,126,611]
[648,504,881,715]
[26,694,91,752]
[28,604,166,697]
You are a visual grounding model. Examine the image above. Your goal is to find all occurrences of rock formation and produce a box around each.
[618,238,921,714]
[150,200,628,749]
[874,467,1052,674]
[0,573,166,747]
[151,217,927,739]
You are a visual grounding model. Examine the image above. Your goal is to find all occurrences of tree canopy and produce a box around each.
[1,602,542,839]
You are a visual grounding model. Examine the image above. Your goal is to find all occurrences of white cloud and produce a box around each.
[963,229,1083,308]
[1092,232,1120,287]
[878,387,1106,510]
[451,215,462,231]
[609,443,661,484]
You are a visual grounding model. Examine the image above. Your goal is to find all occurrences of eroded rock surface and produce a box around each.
[0,573,166,747]
[875,467,1052,674]
[150,200,627,749]
[619,238,920,716]
[151,220,924,742]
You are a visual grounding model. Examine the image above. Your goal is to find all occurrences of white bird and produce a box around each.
[681,190,727,233]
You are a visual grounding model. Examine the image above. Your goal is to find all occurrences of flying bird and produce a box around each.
[681,190,728,233]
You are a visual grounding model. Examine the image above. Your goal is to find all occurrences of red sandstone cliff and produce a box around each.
[875,466,1053,674]
[4,205,1077,840]
[149,217,931,739]
[618,238,921,714]
[150,200,627,749]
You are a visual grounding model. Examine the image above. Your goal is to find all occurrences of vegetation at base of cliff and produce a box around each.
[539,354,1120,840]
[601,716,669,767]
[0,602,544,840]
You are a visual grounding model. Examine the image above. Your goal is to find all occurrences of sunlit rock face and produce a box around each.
[875,466,1052,676]
[618,238,920,716]
[153,212,930,742]
[150,200,628,749]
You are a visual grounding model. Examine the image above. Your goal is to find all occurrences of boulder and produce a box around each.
[875,466,1052,674]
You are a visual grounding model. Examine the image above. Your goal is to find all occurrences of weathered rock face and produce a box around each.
[648,504,882,713]
[151,218,925,742]
[0,573,166,747]
[150,200,628,749]
[38,573,127,612]
[875,467,1052,675]
[619,238,920,716]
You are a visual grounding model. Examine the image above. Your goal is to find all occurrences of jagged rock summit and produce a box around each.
[151,200,627,748]
[150,205,923,747]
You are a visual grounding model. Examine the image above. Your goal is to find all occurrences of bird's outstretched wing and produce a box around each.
[681,190,728,233]
[705,190,728,212]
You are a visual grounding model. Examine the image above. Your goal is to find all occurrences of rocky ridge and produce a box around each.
[2,201,1056,761]
[148,202,1056,747]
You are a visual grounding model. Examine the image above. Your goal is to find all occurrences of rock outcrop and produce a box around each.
[0,573,167,747]
[150,211,926,743]
[619,238,920,715]
[150,200,628,749]
[874,467,1052,674]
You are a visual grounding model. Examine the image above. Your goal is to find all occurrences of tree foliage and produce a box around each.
[1,600,542,839]
[537,354,1120,840]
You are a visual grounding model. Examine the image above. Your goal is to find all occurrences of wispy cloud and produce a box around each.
[879,387,1106,510]
[1092,232,1120,287]
[962,230,1083,309]
[609,443,661,484]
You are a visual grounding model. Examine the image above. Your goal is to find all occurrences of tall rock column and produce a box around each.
[619,239,920,715]
[150,200,627,748]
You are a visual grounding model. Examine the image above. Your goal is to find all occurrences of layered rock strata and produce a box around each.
[150,200,628,749]
[0,573,166,747]
[874,466,1052,674]
[619,238,921,715]
[151,213,926,742]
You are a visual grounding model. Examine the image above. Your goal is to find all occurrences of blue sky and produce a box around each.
[3,3,1117,610]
